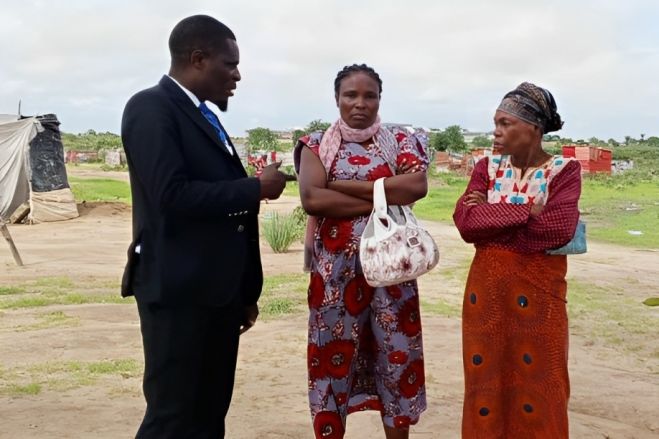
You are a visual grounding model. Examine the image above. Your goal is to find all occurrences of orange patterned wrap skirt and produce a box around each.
[462,247,570,439]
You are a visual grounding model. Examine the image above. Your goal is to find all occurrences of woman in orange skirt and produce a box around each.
[453,82,582,438]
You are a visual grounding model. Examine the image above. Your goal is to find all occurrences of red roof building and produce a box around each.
[562,145,612,174]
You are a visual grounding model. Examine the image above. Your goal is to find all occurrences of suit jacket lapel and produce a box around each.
[159,76,236,160]
[214,118,247,171]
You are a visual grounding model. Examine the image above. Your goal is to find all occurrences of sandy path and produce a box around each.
[1,195,658,438]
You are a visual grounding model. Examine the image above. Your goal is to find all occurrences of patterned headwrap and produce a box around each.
[497,82,564,133]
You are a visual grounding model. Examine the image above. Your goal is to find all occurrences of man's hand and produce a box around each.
[240,304,259,335]
[463,191,487,206]
[259,162,286,200]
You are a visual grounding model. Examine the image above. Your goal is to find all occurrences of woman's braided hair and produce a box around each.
[334,64,382,96]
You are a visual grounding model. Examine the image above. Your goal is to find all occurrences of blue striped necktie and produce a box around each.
[198,102,233,154]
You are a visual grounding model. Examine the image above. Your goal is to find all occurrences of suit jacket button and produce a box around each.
[237,225,245,232]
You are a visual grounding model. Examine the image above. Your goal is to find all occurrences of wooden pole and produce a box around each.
[1,222,23,266]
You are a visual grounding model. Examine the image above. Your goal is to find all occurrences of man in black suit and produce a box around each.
[120,15,286,438]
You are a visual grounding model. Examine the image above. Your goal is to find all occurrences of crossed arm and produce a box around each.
[297,147,428,218]
[453,158,581,252]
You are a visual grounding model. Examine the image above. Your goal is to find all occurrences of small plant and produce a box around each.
[291,205,307,224]
[261,298,294,315]
[290,205,308,243]
[261,211,302,253]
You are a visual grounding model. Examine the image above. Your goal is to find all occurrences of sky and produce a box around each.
[1,0,658,140]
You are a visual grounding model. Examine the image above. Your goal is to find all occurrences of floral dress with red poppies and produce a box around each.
[297,128,429,437]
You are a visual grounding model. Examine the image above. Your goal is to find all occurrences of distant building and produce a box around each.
[562,145,612,174]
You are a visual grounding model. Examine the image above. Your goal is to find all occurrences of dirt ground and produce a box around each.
[1,191,658,438]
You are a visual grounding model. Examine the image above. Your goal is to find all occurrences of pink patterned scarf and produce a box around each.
[319,116,382,171]
[303,116,397,271]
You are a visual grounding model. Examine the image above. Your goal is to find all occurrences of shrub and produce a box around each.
[281,164,295,176]
[261,211,302,253]
[291,205,308,243]
[291,205,307,226]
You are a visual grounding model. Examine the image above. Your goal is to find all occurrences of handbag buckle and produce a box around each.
[407,235,421,248]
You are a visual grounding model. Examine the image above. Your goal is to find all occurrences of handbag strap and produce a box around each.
[373,178,388,220]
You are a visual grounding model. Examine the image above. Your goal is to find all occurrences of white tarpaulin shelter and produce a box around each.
[0,114,78,223]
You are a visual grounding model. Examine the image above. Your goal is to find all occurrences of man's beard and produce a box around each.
[216,99,228,112]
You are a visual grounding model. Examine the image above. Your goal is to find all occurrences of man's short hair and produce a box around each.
[169,15,235,65]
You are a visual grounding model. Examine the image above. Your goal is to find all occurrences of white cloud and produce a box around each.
[0,0,657,140]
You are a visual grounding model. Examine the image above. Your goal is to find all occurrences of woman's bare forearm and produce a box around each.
[328,172,428,205]
[301,186,372,218]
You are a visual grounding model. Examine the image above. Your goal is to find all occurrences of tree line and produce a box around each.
[60,126,658,154]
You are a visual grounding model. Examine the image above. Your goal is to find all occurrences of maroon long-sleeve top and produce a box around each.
[453,157,582,254]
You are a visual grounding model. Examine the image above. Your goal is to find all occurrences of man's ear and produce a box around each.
[335,93,339,107]
[189,49,205,70]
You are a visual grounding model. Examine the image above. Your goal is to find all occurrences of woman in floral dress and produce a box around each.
[295,64,429,439]
[453,82,581,438]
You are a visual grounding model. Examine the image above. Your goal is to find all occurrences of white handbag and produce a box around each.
[359,178,439,287]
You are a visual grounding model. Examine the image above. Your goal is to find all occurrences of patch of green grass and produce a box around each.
[28,361,95,388]
[414,174,468,222]
[418,255,471,318]
[31,360,139,390]
[580,179,659,248]
[277,140,295,153]
[68,177,131,203]
[6,383,42,396]
[0,359,142,395]
[0,376,42,396]
[0,286,26,296]
[86,359,141,377]
[92,279,123,289]
[282,181,300,198]
[0,293,131,310]
[0,276,133,310]
[259,273,308,318]
[261,212,303,253]
[34,277,75,289]
[261,298,295,315]
[15,311,80,332]
[438,257,472,284]
[420,299,461,318]
[568,279,659,369]
[1,296,52,308]
[100,164,128,172]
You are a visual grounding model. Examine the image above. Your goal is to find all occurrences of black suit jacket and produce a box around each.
[120,75,263,306]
